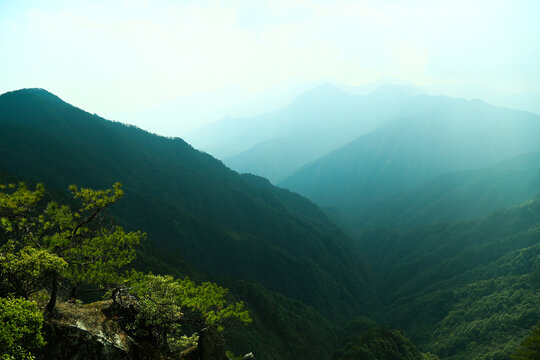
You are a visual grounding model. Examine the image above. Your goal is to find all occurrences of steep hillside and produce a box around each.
[331,317,439,360]
[280,95,540,214]
[189,84,418,182]
[0,88,373,359]
[358,198,540,359]
[348,152,540,231]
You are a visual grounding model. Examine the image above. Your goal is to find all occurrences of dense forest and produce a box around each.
[0,89,372,359]
[1,88,539,360]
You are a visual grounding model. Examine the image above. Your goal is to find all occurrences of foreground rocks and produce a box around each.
[39,301,163,359]
[38,300,247,360]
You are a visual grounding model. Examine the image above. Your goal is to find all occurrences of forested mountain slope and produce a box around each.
[280,96,540,215]
[0,88,373,359]
[348,152,540,231]
[358,198,540,359]
[189,84,418,182]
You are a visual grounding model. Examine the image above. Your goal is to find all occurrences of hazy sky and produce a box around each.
[1,0,539,136]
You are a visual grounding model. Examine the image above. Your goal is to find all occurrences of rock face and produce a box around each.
[40,301,163,360]
[39,301,239,360]
[41,320,132,360]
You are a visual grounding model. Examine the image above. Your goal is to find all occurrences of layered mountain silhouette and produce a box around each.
[280,95,540,215]
[187,84,420,182]
[3,86,540,360]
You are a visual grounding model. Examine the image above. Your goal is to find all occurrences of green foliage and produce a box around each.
[0,183,46,247]
[168,333,199,354]
[128,272,251,327]
[0,89,374,359]
[223,279,340,360]
[0,89,372,322]
[42,182,143,298]
[422,274,539,359]
[0,241,67,298]
[0,180,143,304]
[332,325,425,360]
[59,226,142,297]
[121,272,250,352]
[69,182,124,211]
[513,322,540,360]
[333,317,439,360]
[0,180,146,355]
[358,197,540,360]
[0,178,255,358]
[0,178,255,359]
[0,297,44,360]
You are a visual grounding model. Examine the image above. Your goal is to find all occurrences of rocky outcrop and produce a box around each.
[40,300,164,360]
[38,300,249,360]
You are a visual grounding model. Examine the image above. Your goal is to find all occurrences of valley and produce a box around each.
[1,84,539,360]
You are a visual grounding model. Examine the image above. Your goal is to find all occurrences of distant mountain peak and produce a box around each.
[1,88,65,104]
[4,87,53,96]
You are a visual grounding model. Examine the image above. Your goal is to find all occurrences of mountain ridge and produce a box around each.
[190,83,419,182]
[0,88,374,359]
[346,151,540,231]
[279,94,540,214]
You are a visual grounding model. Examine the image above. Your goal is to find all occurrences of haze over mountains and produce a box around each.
[188,82,540,190]
[185,81,540,359]
[186,83,421,183]
[3,0,540,357]
[1,82,540,360]
[280,95,540,214]
[348,152,540,231]
[188,81,540,234]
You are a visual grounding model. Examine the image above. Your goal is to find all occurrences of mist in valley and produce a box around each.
[1,1,540,360]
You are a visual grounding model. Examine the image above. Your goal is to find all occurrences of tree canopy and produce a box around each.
[513,322,540,360]
[0,297,45,360]
[0,181,250,359]
[115,271,251,354]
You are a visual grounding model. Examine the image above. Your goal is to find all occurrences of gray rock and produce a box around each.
[40,300,164,360]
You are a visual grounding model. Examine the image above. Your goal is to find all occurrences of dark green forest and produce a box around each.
[358,197,540,359]
[1,88,539,360]
[0,89,373,359]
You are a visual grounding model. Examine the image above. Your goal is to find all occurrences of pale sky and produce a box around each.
[1,0,539,136]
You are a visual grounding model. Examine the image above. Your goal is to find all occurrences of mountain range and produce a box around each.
[280,95,540,216]
[0,88,373,359]
[187,84,420,183]
[1,86,539,360]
